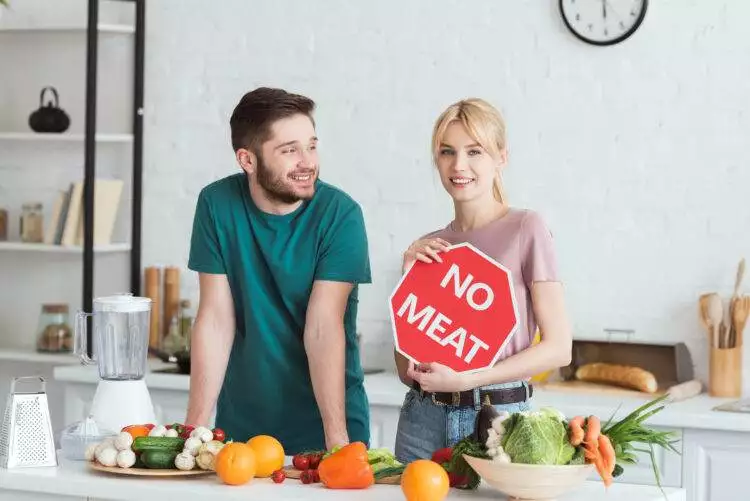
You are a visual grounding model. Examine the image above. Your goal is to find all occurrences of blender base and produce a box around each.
[89,379,157,433]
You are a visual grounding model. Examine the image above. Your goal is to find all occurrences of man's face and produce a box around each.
[255,114,319,204]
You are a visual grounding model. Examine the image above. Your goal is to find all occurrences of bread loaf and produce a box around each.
[575,363,658,393]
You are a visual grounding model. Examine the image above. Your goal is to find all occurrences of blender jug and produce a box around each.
[74,294,152,380]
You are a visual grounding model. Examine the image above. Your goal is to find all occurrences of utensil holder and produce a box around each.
[709,346,742,397]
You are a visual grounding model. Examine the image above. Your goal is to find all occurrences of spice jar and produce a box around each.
[20,202,44,243]
[0,208,7,241]
[36,303,73,353]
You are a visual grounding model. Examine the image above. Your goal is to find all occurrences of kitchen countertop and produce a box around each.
[53,362,750,433]
[0,455,686,501]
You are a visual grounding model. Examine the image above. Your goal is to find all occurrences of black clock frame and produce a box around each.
[559,0,648,46]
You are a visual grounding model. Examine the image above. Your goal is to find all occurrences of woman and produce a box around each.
[393,97,573,464]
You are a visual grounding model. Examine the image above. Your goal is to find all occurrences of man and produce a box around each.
[185,87,372,454]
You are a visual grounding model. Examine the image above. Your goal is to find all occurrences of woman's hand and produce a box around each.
[407,362,469,393]
[402,237,451,273]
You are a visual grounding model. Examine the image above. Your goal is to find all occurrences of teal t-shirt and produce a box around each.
[187,173,372,454]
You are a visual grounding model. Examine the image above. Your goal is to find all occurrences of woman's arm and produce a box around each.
[408,281,572,392]
[466,281,572,388]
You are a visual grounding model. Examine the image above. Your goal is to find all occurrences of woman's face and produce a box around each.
[435,122,505,204]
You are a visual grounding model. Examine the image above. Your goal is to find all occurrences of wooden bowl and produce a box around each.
[462,455,594,501]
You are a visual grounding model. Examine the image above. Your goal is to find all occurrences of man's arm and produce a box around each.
[185,272,236,426]
[304,279,352,450]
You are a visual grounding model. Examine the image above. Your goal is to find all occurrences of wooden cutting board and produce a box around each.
[281,466,401,485]
[537,380,666,397]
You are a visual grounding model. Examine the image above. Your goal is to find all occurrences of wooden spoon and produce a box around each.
[728,258,746,347]
[707,293,724,349]
[699,293,715,345]
[733,295,750,348]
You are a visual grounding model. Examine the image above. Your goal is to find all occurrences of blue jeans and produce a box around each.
[394,381,532,464]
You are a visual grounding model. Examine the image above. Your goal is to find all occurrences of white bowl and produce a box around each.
[463,455,595,501]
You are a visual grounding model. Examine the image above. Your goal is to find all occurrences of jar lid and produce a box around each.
[42,304,69,314]
[94,293,152,313]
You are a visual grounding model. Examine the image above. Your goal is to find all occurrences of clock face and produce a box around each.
[560,0,648,46]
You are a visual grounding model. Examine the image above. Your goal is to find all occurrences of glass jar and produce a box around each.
[20,202,44,243]
[0,208,7,241]
[36,303,73,353]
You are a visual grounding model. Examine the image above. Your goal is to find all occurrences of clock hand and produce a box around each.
[602,0,607,19]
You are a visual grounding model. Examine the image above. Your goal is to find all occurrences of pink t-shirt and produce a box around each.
[424,208,560,361]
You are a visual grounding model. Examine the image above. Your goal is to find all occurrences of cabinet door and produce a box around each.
[683,428,750,501]
[0,492,83,501]
[587,426,683,488]
[369,405,400,451]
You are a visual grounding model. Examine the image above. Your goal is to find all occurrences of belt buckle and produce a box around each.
[524,383,530,401]
[430,392,445,406]
[451,391,461,406]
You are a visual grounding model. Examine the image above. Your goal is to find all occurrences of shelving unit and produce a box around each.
[0,0,145,355]
[0,23,135,34]
[0,132,134,142]
[0,242,131,253]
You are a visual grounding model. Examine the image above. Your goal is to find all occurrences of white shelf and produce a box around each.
[0,348,80,365]
[0,23,134,34]
[0,242,131,253]
[0,132,133,143]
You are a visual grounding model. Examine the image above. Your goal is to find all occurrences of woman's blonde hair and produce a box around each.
[431,98,507,204]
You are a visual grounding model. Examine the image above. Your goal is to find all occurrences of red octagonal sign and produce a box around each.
[389,242,520,373]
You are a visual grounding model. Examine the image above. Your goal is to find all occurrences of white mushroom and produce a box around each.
[114,431,134,451]
[184,437,202,456]
[116,449,136,468]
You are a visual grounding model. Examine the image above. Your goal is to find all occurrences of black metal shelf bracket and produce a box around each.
[83,0,145,357]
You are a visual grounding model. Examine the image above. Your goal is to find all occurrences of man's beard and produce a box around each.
[255,155,316,204]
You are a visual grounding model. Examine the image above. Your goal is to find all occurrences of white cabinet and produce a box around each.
[0,493,82,501]
[586,426,683,489]
[682,428,750,501]
[369,405,400,451]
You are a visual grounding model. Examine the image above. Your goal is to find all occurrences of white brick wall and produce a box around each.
[2,0,750,389]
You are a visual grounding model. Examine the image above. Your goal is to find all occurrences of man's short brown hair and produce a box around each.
[230,87,316,154]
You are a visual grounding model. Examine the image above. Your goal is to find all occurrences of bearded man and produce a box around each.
[185,87,372,454]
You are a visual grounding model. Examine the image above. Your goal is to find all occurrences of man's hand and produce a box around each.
[304,280,353,450]
[185,273,235,427]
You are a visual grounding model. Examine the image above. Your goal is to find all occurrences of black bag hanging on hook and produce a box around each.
[29,86,71,133]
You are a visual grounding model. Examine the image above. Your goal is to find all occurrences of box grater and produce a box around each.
[0,376,58,468]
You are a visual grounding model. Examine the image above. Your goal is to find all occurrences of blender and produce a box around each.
[74,294,157,433]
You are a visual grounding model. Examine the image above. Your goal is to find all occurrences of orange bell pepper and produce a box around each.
[318,442,375,489]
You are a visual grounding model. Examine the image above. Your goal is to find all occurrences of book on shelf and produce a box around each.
[46,179,124,247]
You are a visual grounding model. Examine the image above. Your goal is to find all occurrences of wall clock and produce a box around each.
[559,0,648,46]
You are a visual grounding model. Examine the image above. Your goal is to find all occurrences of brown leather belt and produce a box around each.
[411,381,533,407]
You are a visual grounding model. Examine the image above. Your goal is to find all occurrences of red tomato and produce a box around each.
[292,454,309,471]
[212,428,225,442]
[300,469,314,484]
[312,469,320,483]
[271,469,286,483]
[181,424,195,439]
[143,423,155,431]
[308,453,322,469]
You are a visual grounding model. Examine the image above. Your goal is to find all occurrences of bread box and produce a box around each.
[539,330,700,399]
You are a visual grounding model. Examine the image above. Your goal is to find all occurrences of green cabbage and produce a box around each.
[500,409,575,465]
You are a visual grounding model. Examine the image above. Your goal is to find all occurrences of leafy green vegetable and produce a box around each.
[447,436,488,490]
[501,411,576,465]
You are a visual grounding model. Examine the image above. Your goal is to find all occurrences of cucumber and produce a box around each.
[141,449,179,469]
[132,436,185,453]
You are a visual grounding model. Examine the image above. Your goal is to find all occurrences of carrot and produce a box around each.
[583,416,601,462]
[593,451,613,488]
[598,434,616,475]
[568,416,585,446]
[584,415,601,445]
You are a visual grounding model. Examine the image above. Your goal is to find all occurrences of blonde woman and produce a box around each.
[393,98,573,464]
